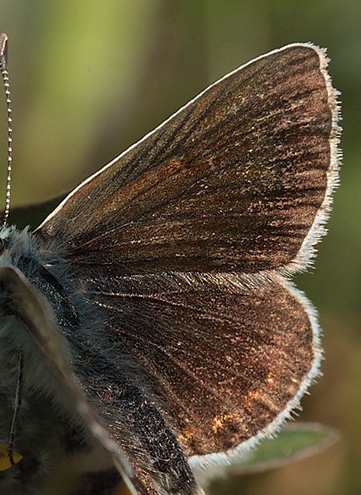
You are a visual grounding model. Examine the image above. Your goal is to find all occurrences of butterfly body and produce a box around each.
[0,227,200,494]
[0,43,340,495]
[0,228,108,493]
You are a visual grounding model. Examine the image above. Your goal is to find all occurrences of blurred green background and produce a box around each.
[1,1,360,494]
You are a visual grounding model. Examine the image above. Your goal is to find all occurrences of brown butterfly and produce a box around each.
[0,34,340,495]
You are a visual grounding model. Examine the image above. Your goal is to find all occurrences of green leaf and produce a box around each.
[195,423,339,487]
[227,423,339,474]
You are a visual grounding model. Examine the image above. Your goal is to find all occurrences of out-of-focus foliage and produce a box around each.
[208,423,338,476]
[0,1,360,494]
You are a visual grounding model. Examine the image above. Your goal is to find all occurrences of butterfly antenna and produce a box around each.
[0,34,13,227]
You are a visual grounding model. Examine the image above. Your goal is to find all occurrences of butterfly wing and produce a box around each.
[32,44,339,492]
[82,272,321,460]
[38,44,339,276]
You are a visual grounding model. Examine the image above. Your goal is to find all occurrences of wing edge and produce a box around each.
[284,45,341,275]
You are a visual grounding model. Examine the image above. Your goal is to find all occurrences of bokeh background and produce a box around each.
[1,1,360,494]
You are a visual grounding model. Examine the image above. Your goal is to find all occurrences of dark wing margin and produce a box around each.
[37,43,340,276]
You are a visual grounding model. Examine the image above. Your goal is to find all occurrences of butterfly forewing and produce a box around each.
[38,45,338,276]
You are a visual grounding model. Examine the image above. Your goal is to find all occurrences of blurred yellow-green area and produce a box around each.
[1,1,360,494]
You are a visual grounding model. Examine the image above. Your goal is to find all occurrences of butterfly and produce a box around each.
[0,34,340,495]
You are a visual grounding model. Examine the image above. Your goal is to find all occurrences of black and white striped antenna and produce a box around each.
[0,34,13,227]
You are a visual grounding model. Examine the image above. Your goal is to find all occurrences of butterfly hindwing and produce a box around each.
[79,271,319,461]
